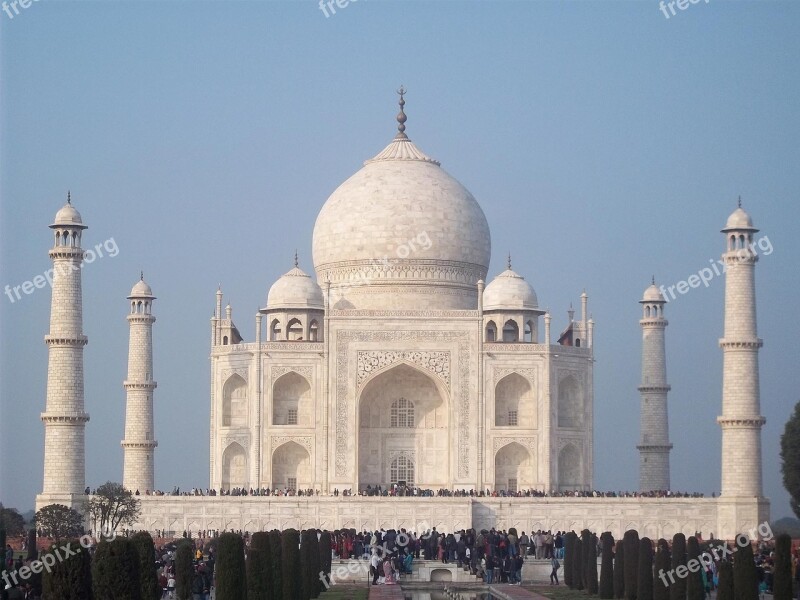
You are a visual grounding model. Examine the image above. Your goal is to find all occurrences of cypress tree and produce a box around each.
[669,534,687,600]
[26,529,37,561]
[623,530,640,600]
[282,528,301,600]
[216,532,247,600]
[686,537,705,600]
[92,537,142,600]
[41,539,93,600]
[564,532,574,588]
[247,531,271,600]
[300,530,319,600]
[733,535,758,600]
[174,540,194,600]
[637,537,654,600]
[0,527,6,600]
[586,533,598,596]
[773,533,793,600]
[614,541,625,599]
[319,531,332,592]
[717,560,734,600]
[574,535,585,590]
[131,531,160,600]
[653,539,671,600]
[582,530,593,591]
[599,532,615,599]
[268,530,283,600]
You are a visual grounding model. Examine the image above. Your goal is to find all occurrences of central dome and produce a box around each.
[312,98,491,310]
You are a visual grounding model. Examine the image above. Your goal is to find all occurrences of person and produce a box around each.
[519,532,529,560]
[370,549,380,585]
[166,574,176,599]
[191,564,211,600]
[514,554,524,585]
[485,554,494,584]
[383,555,395,585]
[550,554,560,585]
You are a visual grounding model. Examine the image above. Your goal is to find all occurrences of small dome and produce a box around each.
[641,283,664,303]
[267,266,324,310]
[50,196,87,229]
[483,269,538,311]
[722,207,757,232]
[128,276,155,299]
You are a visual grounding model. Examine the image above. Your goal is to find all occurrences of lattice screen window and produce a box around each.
[287,477,297,491]
[390,397,415,428]
[287,408,298,425]
[508,410,518,426]
[390,454,415,486]
[508,478,518,493]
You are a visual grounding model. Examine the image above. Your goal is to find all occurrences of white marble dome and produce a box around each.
[483,268,538,311]
[129,277,155,298]
[641,283,664,303]
[312,129,491,310]
[51,196,86,228]
[267,265,324,310]
[722,206,757,231]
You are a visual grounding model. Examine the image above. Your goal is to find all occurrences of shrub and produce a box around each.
[653,539,671,600]
[300,529,321,600]
[281,528,301,600]
[614,540,625,599]
[318,531,332,592]
[174,540,194,600]
[585,531,599,595]
[41,539,93,600]
[637,537,654,600]
[733,537,758,600]
[717,560,734,600]
[773,533,792,600]
[564,532,574,588]
[573,535,585,590]
[669,534,687,600]
[131,532,160,600]
[247,531,271,600]
[623,530,640,600]
[216,532,247,600]
[599,532,615,599]
[91,537,141,600]
[686,537,705,600]
[26,530,37,561]
[268,530,283,600]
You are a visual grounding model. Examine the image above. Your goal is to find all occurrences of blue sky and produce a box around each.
[1,0,798,520]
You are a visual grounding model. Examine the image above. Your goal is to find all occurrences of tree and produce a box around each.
[653,539,671,600]
[247,531,271,600]
[34,504,84,540]
[301,529,321,600]
[669,534,687,600]
[91,537,141,600]
[583,530,599,595]
[318,531,332,593]
[216,532,247,600]
[268,530,283,600]
[281,529,301,600]
[599,532,616,599]
[564,532,575,588]
[780,400,800,519]
[131,532,160,600]
[573,535,585,590]
[716,560,734,600]
[614,540,625,599]
[637,537,654,600]
[773,533,793,600]
[624,530,640,600]
[686,537,705,600]
[0,506,25,537]
[41,539,93,600]
[174,540,194,600]
[88,482,141,536]
[26,529,37,560]
[733,536,758,600]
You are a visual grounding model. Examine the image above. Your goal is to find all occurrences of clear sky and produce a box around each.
[1,0,798,520]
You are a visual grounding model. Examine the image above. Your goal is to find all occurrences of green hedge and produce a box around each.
[564,532,575,588]
[717,560,734,600]
[733,536,758,600]
[216,532,247,600]
[247,531,272,600]
[174,540,194,600]
[669,534,687,600]
[318,531,332,592]
[623,530,640,600]
[281,529,301,600]
[268,530,283,600]
[91,538,141,600]
[41,539,93,600]
[773,533,793,600]
[599,532,615,599]
[653,539,671,600]
[614,540,625,599]
[131,532,160,600]
[686,537,705,600]
[637,537,654,600]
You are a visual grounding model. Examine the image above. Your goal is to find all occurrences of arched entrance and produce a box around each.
[494,442,534,492]
[221,442,248,490]
[357,363,449,490]
[272,441,311,491]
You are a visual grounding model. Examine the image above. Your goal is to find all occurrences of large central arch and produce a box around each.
[357,363,450,490]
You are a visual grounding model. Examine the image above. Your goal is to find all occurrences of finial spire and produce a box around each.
[67,190,71,205]
[396,85,408,139]
[652,275,656,285]
[507,252,512,270]
[738,195,742,208]
[294,250,299,268]
[140,270,144,281]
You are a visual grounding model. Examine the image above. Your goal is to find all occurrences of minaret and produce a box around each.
[637,278,672,492]
[122,274,158,493]
[718,202,765,497]
[39,193,90,506]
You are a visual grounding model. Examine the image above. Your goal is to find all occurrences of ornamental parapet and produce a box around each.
[127,314,156,324]
[48,247,85,259]
[639,318,668,327]
[41,411,90,424]
[212,342,325,355]
[637,385,671,393]
[718,338,763,349]
[485,343,591,356]
[636,443,674,451]
[44,334,88,347]
[716,416,766,427]
[123,381,157,391]
[121,440,158,449]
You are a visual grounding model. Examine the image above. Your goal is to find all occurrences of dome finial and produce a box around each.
[396,85,408,139]
[507,252,512,270]
[294,250,299,268]
[652,275,656,285]
[738,195,742,208]
[67,190,71,205]
[140,270,144,281]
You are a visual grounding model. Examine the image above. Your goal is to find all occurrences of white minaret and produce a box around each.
[637,279,672,492]
[122,274,158,493]
[719,202,765,497]
[39,193,90,506]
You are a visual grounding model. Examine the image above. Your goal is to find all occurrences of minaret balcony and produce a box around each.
[123,381,157,391]
[44,335,88,346]
[716,416,766,427]
[121,440,158,449]
[718,338,763,349]
[637,384,671,393]
[41,411,90,423]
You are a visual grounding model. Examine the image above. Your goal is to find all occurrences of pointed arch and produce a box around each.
[502,320,519,342]
[486,320,497,342]
[222,374,248,427]
[271,441,311,490]
[495,441,534,491]
[495,372,536,427]
[269,318,281,341]
[272,371,312,426]
[221,442,248,490]
[286,317,303,341]
[558,443,582,488]
[558,375,583,428]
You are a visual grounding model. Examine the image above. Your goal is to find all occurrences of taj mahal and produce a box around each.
[35,92,769,539]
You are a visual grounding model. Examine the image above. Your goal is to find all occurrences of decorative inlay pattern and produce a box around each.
[493,368,535,386]
[357,351,450,390]
[335,330,472,478]
[222,433,249,450]
[271,366,313,385]
[221,367,248,382]
[271,436,313,454]
[493,436,536,454]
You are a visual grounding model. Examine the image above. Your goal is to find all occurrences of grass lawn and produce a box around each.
[525,584,594,600]
[320,583,370,600]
